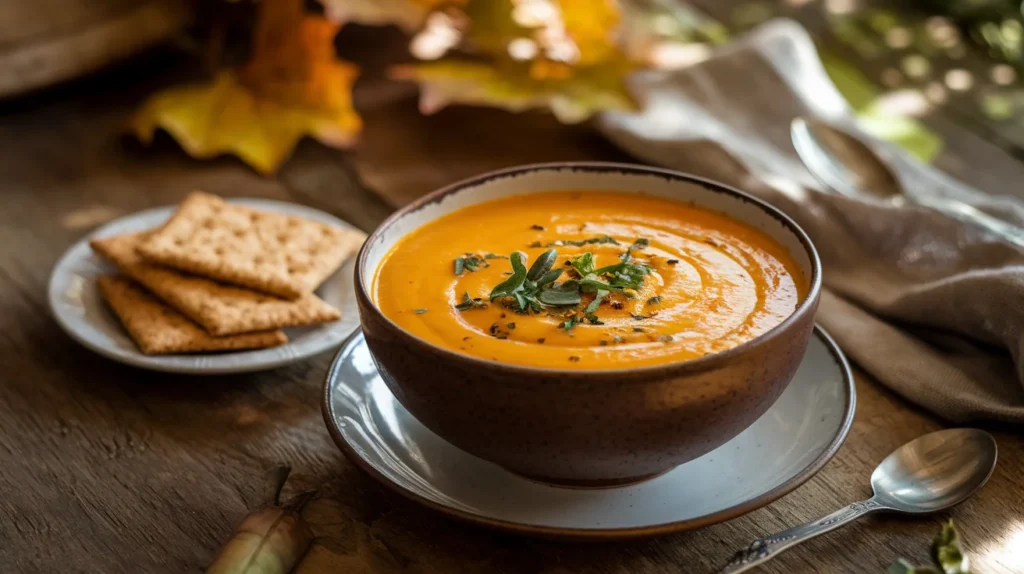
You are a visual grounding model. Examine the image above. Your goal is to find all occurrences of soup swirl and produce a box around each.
[373,191,806,369]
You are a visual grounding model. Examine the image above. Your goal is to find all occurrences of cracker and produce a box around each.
[91,232,341,336]
[137,192,365,299]
[97,275,287,355]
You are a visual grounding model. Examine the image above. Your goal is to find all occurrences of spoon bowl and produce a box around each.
[870,428,998,513]
[791,117,902,200]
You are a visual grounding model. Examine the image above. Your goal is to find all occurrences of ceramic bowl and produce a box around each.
[355,162,822,485]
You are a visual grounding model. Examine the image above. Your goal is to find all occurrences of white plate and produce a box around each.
[322,326,855,540]
[48,199,362,374]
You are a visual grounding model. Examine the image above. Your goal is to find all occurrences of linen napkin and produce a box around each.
[598,19,1024,423]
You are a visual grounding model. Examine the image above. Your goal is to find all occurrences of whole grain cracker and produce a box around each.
[137,192,365,299]
[91,232,340,336]
[97,275,287,355]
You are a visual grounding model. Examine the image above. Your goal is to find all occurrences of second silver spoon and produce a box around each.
[792,116,1024,248]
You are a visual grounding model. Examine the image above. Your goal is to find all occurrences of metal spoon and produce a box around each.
[791,116,1024,248]
[720,428,998,573]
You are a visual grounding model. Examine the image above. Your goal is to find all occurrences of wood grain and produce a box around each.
[1,46,1022,574]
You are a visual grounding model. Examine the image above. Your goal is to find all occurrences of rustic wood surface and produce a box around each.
[2,46,1023,574]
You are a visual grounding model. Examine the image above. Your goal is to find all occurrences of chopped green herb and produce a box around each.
[600,340,608,346]
[530,224,546,231]
[633,327,644,332]
[546,235,619,248]
[455,292,488,311]
[658,334,673,343]
[484,253,508,260]
[631,313,652,320]
[414,308,428,314]
[562,316,579,331]
[647,296,662,305]
[507,322,516,330]
[526,249,558,281]
[633,238,649,248]
[528,241,542,248]
[489,323,501,335]
[454,253,490,275]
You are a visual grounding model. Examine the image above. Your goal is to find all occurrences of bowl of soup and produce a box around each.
[354,162,821,485]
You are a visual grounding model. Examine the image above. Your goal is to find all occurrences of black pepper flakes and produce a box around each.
[568,356,581,362]
[667,259,680,265]
[537,338,546,344]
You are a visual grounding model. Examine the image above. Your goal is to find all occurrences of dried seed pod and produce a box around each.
[206,465,314,574]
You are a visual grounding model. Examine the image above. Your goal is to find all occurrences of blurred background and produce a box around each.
[6,0,1024,180]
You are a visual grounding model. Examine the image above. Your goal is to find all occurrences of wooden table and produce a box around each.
[2,41,1023,573]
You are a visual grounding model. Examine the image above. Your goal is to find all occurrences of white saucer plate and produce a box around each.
[322,326,855,540]
[49,198,361,374]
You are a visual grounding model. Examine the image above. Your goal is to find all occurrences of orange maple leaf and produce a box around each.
[132,0,361,175]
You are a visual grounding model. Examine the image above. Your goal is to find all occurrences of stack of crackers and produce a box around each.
[91,192,366,355]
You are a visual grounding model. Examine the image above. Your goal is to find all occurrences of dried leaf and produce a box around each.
[132,0,361,175]
[399,0,637,122]
[393,58,636,123]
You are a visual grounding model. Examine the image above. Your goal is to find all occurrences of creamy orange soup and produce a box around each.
[373,191,807,369]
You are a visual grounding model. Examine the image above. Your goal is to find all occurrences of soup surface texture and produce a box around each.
[373,191,807,370]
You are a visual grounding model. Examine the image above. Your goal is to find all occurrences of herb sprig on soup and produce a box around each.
[372,191,807,369]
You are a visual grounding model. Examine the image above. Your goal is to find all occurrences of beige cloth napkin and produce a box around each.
[598,20,1024,423]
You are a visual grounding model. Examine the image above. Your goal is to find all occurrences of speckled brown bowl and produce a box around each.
[355,162,822,485]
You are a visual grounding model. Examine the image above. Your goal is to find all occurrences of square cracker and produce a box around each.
[91,232,341,336]
[137,192,365,299]
[97,275,287,355]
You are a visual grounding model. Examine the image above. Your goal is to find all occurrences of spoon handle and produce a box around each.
[719,498,885,573]
[914,196,1024,249]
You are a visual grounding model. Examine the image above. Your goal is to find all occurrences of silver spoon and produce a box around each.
[791,116,1024,248]
[720,428,997,573]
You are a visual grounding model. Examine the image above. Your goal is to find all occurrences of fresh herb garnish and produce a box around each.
[658,334,673,343]
[484,242,652,325]
[631,313,652,320]
[546,235,619,248]
[454,253,490,275]
[633,327,644,332]
[647,296,662,305]
[507,322,516,330]
[528,241,542,248]
[484,253,508,260]
[454,292,487,311]
[600,340,608,346]
[889,520,970,574]
[414,308,428,314]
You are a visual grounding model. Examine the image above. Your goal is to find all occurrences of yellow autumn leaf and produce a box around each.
[555,0,622,65]
[393,58,637,124]
[132,0,361,175]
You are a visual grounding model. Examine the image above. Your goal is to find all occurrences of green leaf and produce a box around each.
[585,289,608,314]
[527,249,559,281]
[489,251,528,300]
[538,284,582,306]
[414,308,428,314]
[933,520,969,574]
[547,235,619,247]
[570,252,596,276]
[536,268,564,287]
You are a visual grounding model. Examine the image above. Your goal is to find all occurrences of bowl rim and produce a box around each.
[356,161,823,378]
